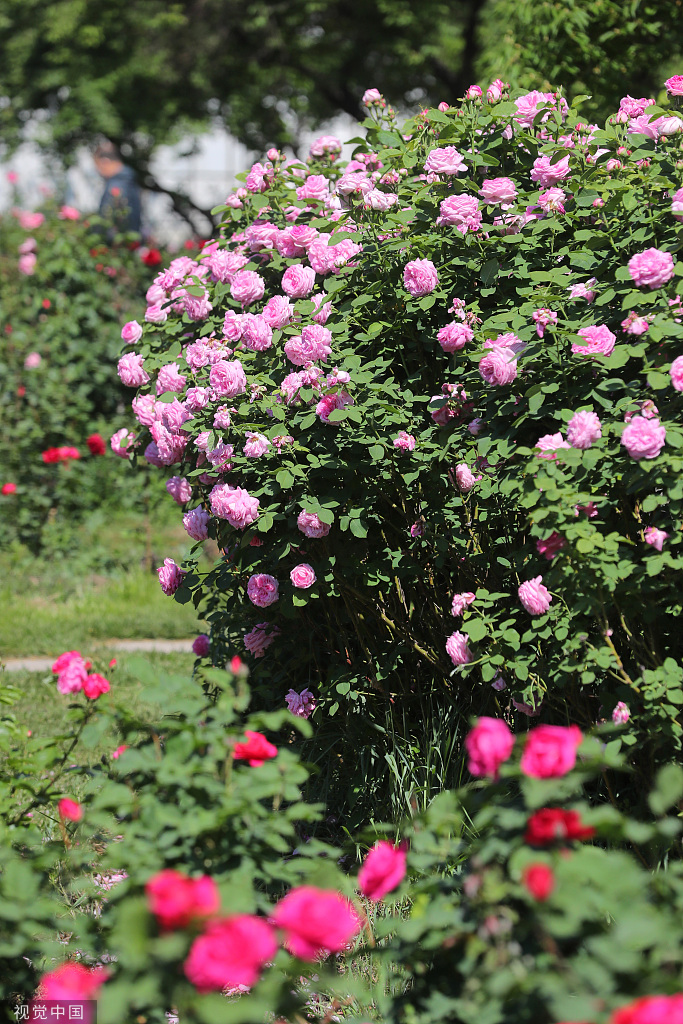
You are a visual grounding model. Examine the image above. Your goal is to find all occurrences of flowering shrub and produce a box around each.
[117,81,683,821]
[3,662,683,1024]
[0,201,171,550]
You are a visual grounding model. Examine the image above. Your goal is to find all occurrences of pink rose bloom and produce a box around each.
[316,390,353,424]
[83,673,110,700]
[24,351,42,369]
[465,717,515,779]
[247,573,279,608]
[487,78,505,102]
[532,308,558,338]
[132,394,158,425]
[518,576,553,615]
[438,321,474,352]
[240,313,273,352]
[410,521,425,538]
[158,558,185,596]
[671,187,683,221]
[520,724,583,778]
[193,634,210,657]
[479,177,517,205]
[612,701,630,724]
[296,174,329,201]
[209,359,247,398]
[621,311,649,335]
[210,484,259,528]
[358,841,407,901]
[446,630,472,666]
[183,506,210,541]
[616,95,654,121]
[272,886,360,960]
[364,188,397,211]
[262,294,293,329]
[282,264,316,298]
[146,868,219,931]
[479,345,518,386]
[59,204,80,220]
[297,510,331,538]
[466,84,482,99]
[621,415,666,460]
[393,431,416,451]
[451,592,475,616]
[145,303,168,324]
[628,247,675,288]
[310,134,342,157]
[121,320,143,344]
[670,354,683,390]
[567,410,602,449]
[230,269,265,306]
[530,154,571,187]
[572,324,616,357]
[285,324,333,365]
[37,963,106,1006]
[424,146,467,175]
[568,278,597,303]
[644,526,668,551]
[184,915,277,992]
[58,797,83,822]
[222,310,244,342]
[290,563,316,588]
[243,432,270,458]
[514,89,556,127]
[285,688,316,718]
[455,463,479,492]
[666,75,683,95]
[117,352,149,388]
[18,236,36,254]
[244,622,280,657]
[403,258,439,297]
[110,428,135,458]
[437,194,482,232]
[52,650,89,695]
[18,252,36,274]
[537,187,566,213]
[185,386,210,412]
[156,362,186,396]
[362,88,383,106]
[536,532,566,560]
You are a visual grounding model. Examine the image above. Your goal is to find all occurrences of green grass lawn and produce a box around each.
[0,504,213,656]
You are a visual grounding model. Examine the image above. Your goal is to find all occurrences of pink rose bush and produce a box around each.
[628,248,675,289]
[272,886,360,959]
[518,577,553,615]
[621,416,666,460]
[520,725,583,778]
[358,841,407,900]
[184,915,277,992]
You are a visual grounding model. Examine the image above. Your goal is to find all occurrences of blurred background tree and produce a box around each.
[0,0,681,230]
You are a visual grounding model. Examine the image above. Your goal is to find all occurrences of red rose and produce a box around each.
[233,731,277,766]
[87,433,106,456]
[141,247,162,267]
[522,862,555,901]
[525,808,595,846]
[146,868,219,931]
[1,483,17,495]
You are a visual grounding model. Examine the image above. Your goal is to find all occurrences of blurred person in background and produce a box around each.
[93,139,141,238]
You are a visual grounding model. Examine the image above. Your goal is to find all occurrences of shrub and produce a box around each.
[3,661,683,1023]
[118,81,683,824]
[0,201,172,551]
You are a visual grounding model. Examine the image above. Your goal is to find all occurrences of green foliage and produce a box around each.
[0,201,170,551]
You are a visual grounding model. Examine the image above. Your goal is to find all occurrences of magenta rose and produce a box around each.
[358,841,407,901]
[670,354,683,390]
[403,258,439,297]
[157,558,185,596]
[465,717,515,779]
[290,563,316,588]
[520,724,583,778]
[479,345,518,385]
[437,321,474,352]
[272,886,360,960]
[621,415,666,460]
[628,247,675,288]
[247,573,279,608]
[297,510,331,538]
[666,75,683,95]
[192,634,210,657]
[117,352,150,388]
[183,506,210,541]
[209,485,259,529]
[184,915,277,992]
[209,359,247,398]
